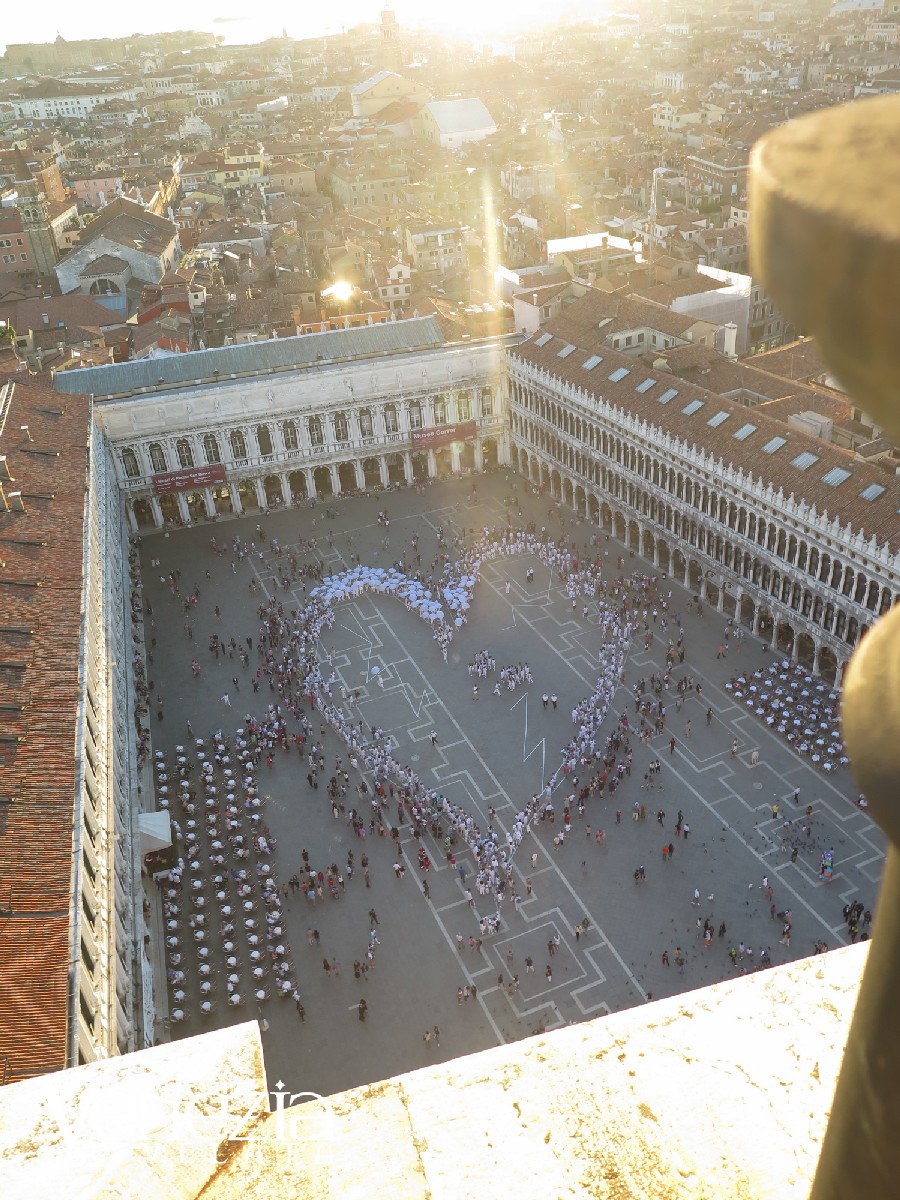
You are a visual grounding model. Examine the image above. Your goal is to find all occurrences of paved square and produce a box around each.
[141,473,884,1098]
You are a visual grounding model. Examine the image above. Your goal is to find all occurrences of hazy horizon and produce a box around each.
[1,0,604,58]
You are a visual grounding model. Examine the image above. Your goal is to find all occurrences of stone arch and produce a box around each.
[362,457,381,488]
[795,630,816,670]
[482,437,499,469]
[313,466,333,497]
[337,461,357,492]
[184,490,205,521]
[818,645,838,685]
[133,498,155,529]
[237,478,259,511]
[158,493,181,525]
[263,474,282,506]
[288,470,307,501]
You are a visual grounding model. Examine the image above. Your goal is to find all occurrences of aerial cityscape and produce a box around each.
[0,0,897,1177]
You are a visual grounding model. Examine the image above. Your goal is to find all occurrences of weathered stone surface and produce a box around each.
[750,95,900,445]
[0,1021,265,1200]
[201,948,864,1200]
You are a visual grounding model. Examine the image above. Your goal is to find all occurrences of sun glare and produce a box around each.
[322,280,354,303]
[408,0,585,41]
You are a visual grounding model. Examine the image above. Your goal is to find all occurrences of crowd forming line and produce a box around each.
[248,526,654,911]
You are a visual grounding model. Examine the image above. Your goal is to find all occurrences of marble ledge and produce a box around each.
[0,944,867,1200]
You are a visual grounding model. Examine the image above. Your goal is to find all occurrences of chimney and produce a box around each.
[8,491,25,513]
[722,322,738,359]
[0,456,12,482]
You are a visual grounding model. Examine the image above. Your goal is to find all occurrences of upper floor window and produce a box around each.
[358,408,374,439]
[480,389,494,417]
[456,394,471,422]
[383,403,398,434]
[121,448,140,479]
[282,420,298,451]
[148,442,167,473]
[256,424,273,457]
[230,429,247,460]
[433,397,446,424]
[308,416,324,446]
[408,402,423,430]
[203,433,221,464]
[333,412,349,443]
[176,438,194,469]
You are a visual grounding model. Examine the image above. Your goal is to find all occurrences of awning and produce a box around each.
[138,810,172,855]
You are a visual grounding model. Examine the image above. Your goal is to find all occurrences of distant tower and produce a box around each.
[13,149,59,279]
[380,7,401,71]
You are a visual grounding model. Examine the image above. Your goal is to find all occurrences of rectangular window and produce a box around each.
[657,387,678,405]
[582,355,602,370]
[81,849,96,885]
[79,991,95,1032]
[635,378,657,393]
[821,466,851,486]
[534,332,552,347]
[762,436,786,454]
[733,422,757,440]
[860,483,885,501]
[608,367,630,382]
[682,399,704,415]
[557,343,576,358]
[81,938,96,976]
[792,451,819,470]
[707,411,730,428]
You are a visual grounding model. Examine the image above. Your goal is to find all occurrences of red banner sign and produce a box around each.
[153,464,227,495]
[411,420,477,450]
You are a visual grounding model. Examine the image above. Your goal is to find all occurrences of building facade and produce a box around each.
[54,319,509,536]
[3,302,886,1072]
[505,332,898,688]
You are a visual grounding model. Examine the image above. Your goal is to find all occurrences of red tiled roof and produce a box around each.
[511,295,900,550]
[0,371,92,1084]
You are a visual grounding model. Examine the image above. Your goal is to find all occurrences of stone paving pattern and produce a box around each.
[140,473,883,1098]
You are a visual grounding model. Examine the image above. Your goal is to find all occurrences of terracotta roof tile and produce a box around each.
[0,372,91,1083]
[512,297,900,550]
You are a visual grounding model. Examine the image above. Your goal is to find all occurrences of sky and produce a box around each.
[0,0,596,56]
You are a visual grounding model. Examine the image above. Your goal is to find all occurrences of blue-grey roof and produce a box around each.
[53,317,445,399]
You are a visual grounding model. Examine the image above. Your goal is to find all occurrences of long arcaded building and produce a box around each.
[0,300,895,1083]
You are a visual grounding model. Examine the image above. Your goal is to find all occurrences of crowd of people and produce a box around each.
[134,479,873,1055]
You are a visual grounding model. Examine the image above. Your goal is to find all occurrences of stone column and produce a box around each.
[125,502,139,534]
[354,460,365,490]
[813,643,821,676]
[474,440,484,472]
[254,477,266,510]
[450,443,461,474]
[329,464,340,495]
[229,483,243,515]
[304,469,316,501]
[175,492,191,524]
[378,457,389,488]
[833,660,845,690]
[149,496,164,528]
[752,607,761,636]
[279,473,291,507]
[427,449,436,479]
[402,452,413,485]
[202,488,216,519]
[717,584,726,613]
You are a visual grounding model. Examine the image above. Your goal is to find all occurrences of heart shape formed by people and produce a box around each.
[255,527,636,902]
